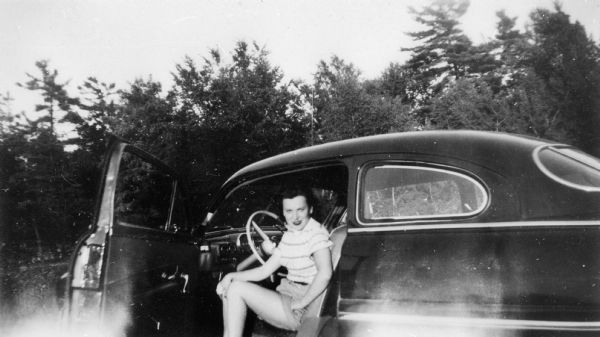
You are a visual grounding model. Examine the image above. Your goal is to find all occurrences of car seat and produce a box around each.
[295,224,347,337]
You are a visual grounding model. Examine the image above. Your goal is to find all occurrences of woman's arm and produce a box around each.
[217,253,282,295]
[292,247,333,310]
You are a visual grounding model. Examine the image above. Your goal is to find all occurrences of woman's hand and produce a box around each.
[290,298,305,311]
[216,273,233,298]
[260,239,276,255]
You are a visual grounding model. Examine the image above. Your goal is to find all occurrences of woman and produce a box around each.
[216,186,333,337]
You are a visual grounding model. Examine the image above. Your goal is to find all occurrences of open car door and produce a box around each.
[66,136,201,336]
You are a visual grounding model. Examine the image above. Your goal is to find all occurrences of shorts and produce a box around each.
[275,278,309,330]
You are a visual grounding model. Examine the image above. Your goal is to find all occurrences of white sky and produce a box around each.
[1,0,599,117]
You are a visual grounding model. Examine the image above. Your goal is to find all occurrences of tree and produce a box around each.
[429,78,505,131]
[0,92,15,137]
[62,77,119,156]
[115,78,177,155]
[8,61,81,256]
[372,63,413,102]
[494,10,530,68]
[172,41,308,176]
[419,3,600,150]
[506,71,570,141]
[17,60,77,137]
[54,78,122,238]
[169,42,312,211]
[3,126,68,257]
[2,61,101,263]
[402,0,474,103]
[428,75,564,140]
[312,56,415,142]
[527,4,600,153]
[313,56,368,141]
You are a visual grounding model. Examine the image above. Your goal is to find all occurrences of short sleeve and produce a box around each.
[308,228,333,255]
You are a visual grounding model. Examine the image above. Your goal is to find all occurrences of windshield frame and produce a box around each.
[203,163,349,233]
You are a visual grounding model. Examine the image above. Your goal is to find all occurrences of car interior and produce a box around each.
[196,164,350,335]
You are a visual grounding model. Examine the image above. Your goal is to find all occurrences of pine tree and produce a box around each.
[402,0,473,103]
[17,60,77,137]
[61,77,119,156]
[0,92,15,138]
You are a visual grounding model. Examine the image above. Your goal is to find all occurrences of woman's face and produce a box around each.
[282,195,312,231]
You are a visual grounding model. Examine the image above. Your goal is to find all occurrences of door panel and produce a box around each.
[67,138,200,337]
[104,228,199,335]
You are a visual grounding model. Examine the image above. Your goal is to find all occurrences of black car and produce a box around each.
[64,130,600,336]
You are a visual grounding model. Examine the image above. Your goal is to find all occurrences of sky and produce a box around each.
[1,0,599,118]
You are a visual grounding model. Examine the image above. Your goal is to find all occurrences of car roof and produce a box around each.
[227,130,556,182]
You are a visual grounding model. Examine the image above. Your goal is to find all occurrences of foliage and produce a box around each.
[0,92,16,137]
[65,77,119,156]
[403,0,475,102]
[427,75,567,140]
[373,63,413,102]
[16,60,77,137]
[401,1,600,152]
[171,41,309,204]
[312,56,415,142]
[526,5,600,153]
[429,78,510,131]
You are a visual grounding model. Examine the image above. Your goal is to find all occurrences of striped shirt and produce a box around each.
[275,218,333,284]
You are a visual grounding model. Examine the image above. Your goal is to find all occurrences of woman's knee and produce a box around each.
[227,280,248,298]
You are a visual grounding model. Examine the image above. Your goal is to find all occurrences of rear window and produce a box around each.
[535,145,600,191]
[339,226,600,322]
[359,165,487,223]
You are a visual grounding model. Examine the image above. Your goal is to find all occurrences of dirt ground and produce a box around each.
[0,258,68,335]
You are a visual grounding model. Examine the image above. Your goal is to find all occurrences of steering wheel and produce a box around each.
[245,210,281,264]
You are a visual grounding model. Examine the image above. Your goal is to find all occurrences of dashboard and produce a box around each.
[199,229,283,270]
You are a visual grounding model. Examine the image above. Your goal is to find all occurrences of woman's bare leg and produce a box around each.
[222,280,292,337]
[221,295,230,337]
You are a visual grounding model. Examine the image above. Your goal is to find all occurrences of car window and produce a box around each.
[359,165,487,223]
[535,145,600,191]
[114,150,174,231]
[207,165,348,231]
[339,226,600,322]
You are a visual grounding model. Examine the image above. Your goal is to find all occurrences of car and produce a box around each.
[63,130,600,337]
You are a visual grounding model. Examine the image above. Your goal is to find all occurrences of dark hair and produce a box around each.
[280,185,315,208]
